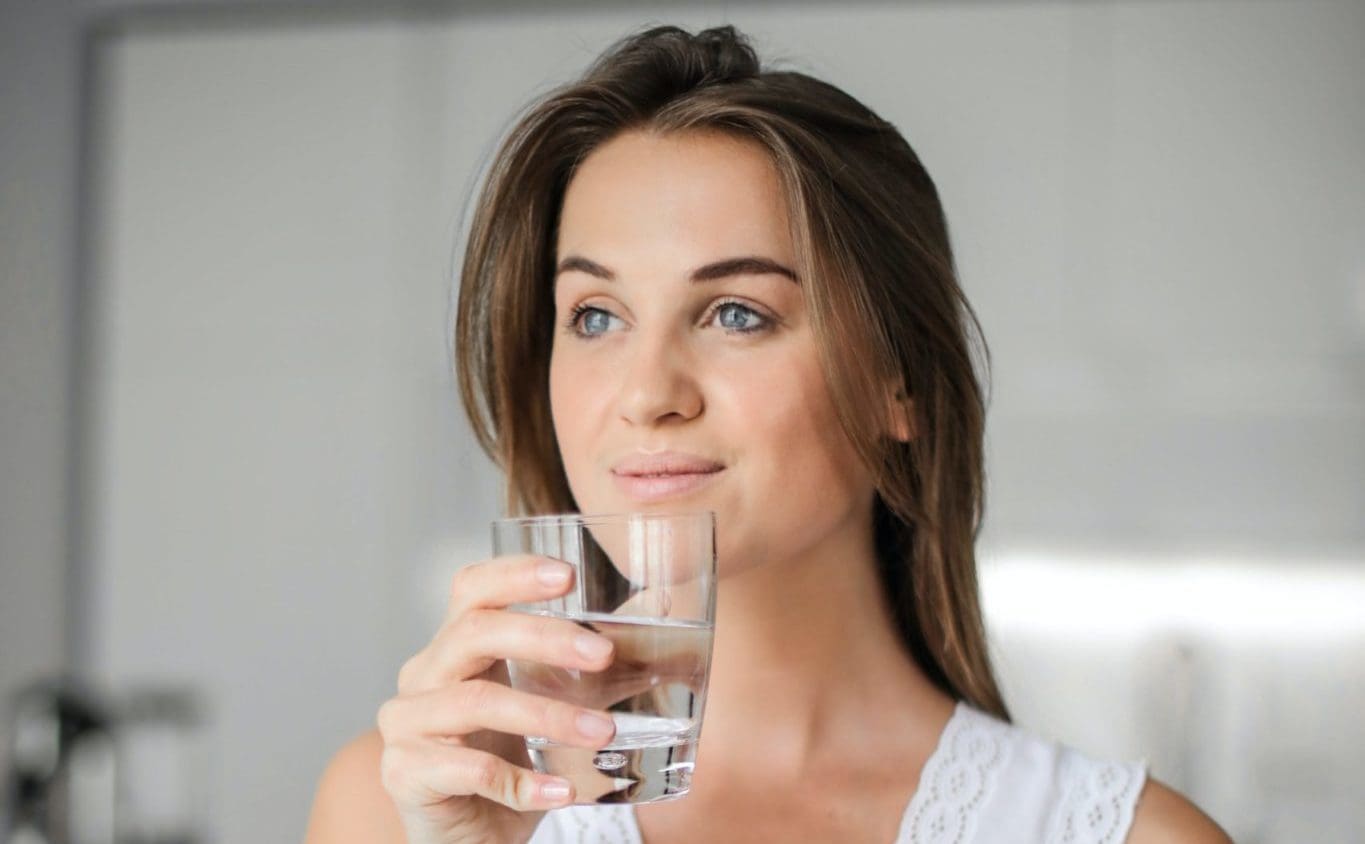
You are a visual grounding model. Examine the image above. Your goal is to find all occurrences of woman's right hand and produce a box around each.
[376,555,619,844]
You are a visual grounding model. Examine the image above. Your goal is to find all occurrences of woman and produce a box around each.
[306,25,1230,843]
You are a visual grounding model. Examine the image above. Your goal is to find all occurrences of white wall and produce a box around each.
[87,16,497,840]
[78,2,1365,842]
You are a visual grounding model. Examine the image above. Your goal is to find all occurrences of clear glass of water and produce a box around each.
[491,511,717,805]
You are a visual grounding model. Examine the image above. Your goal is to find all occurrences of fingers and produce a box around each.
[377,679,617,750]
[399,608,616,695]
[377,553,603,825]
[398,554,597,695]
[445,555,576,621]
[443,609,616,686]
[381,742,576,812]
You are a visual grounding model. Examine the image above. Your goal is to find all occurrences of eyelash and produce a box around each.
[563,298,773,339]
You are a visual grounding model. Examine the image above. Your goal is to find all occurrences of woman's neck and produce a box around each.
[694,507,954,785]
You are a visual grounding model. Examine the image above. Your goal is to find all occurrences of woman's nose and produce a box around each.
[615,331,703,427]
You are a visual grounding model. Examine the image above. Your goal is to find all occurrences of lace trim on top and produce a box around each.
[1045,754,1148,844]
[549,804,638,844]
[900,703,1012,844]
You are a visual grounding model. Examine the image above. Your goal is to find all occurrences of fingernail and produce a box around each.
[536,561,570,586]
[574,632,612,661]
[540,779,572,802]
[577,711,615,739]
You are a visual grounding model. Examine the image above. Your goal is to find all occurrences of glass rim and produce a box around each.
[492,510,715,528]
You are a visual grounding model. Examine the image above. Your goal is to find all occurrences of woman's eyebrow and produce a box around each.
[555,254,799,283]
[555,255,615,280]
[690,256,798,284]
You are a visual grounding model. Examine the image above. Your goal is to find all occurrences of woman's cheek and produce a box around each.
[549,358,600,504]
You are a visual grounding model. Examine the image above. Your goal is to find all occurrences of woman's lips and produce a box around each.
[610,468,723,503]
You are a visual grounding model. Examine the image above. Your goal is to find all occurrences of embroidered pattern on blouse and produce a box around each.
[1045,754,1147,844]
[557,804,637,844]
[902,704,1011,843]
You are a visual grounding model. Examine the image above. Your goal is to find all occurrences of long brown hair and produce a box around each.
[455,25,1009,721]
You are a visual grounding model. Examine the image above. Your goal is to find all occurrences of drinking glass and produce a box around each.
[491,511,717,805]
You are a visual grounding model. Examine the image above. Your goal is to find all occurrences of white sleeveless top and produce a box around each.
[528,702,1148,844]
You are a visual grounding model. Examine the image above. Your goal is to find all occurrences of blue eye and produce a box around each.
[582,309,612,335]
[713,301,767,333]
[566,305,622,338]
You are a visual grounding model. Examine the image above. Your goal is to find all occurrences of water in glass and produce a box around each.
[508,612,713,804]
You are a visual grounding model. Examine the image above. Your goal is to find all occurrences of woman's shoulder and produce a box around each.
[304,728,407,844]
[1126,778,1233,844]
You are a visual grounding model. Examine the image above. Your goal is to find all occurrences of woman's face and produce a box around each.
[549,129,876,578]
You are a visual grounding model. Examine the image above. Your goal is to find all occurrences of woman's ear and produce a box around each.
[886,386,917,442]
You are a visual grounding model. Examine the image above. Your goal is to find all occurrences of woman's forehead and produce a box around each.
[555,128,794,267]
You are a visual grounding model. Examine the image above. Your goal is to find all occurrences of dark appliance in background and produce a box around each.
[2,680,204,844]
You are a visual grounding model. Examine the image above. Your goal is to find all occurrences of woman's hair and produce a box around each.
[455,25,1008,720]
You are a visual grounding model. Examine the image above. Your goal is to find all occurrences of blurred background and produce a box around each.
[2,0,1362,841]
